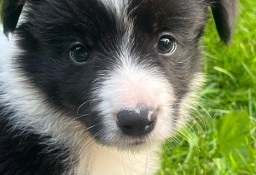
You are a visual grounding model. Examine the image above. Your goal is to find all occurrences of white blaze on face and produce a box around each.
[91,2,177,145]
[94,49,176,146]
[100,0,128,17]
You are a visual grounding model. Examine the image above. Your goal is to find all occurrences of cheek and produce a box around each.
[43,61,99,111]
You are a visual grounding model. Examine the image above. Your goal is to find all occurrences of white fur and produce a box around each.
[177,73,204,129]
[78,143,160,175]
[100,0,128,17]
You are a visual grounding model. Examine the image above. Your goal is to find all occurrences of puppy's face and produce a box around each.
[1,0,236,149]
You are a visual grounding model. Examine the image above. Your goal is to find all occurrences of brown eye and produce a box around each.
[157,35,177,54]
[69,45,90,64]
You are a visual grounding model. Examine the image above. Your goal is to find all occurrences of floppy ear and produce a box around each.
[1,0,26,35]
[210,0,237,44]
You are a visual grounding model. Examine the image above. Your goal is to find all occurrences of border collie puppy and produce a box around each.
[0,0,236,174]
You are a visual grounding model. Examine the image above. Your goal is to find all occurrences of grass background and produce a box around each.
[159,0,256,174]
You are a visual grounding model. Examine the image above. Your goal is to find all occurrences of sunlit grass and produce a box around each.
[160,0,256,174]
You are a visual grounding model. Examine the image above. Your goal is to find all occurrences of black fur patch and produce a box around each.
[1,0,25,35]
[0,108,69,175]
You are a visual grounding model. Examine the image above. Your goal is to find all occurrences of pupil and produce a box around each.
[157,35,176,54]
[160,38,171,50]
[76,47,84,55]
[73,46,88,62]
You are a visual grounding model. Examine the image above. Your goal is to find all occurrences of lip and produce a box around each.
[129,140,145,146]
[102,134,148,149]
[117,136,149,148]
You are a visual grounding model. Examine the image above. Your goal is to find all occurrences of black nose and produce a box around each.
[116,105,157,137]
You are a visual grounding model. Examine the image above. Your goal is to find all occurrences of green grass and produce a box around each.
[159,0,256,174]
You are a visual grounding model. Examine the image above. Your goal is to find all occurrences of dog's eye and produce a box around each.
[69,45,90,64]
[157,35,177,54]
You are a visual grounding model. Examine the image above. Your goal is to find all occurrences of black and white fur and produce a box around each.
[0,0,236,174]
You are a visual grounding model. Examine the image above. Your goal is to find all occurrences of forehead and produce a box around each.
[33,0,207,29]
[99,0,205,15]
[99,0,207,30]
[24,0,207,45]
[99,0,127,16]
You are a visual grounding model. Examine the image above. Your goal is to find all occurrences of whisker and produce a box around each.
[76,98,100,116]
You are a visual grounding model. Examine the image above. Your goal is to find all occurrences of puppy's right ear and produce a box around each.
[1,0,26,35]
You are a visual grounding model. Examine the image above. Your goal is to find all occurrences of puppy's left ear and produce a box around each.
[1,0,26,35]
[210,0,237,44]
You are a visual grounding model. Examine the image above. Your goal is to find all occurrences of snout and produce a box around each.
[116,104,157,137]
[94,59,175,147]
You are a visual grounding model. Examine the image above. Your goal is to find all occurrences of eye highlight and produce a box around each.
[157,34,177,55]
[69,44,90,64]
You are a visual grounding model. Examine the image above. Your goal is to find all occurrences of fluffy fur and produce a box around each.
[0,0,236,174]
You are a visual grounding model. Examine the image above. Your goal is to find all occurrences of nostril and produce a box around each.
[148,120,155,126]
[123,125,133,130]
[116,105,157,137]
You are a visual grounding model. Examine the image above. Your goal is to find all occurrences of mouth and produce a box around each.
[126,138,147,146]
[131,140,145,145]
[105,133,154,151]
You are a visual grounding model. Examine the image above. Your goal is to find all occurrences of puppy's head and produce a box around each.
[1,0,236,149]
